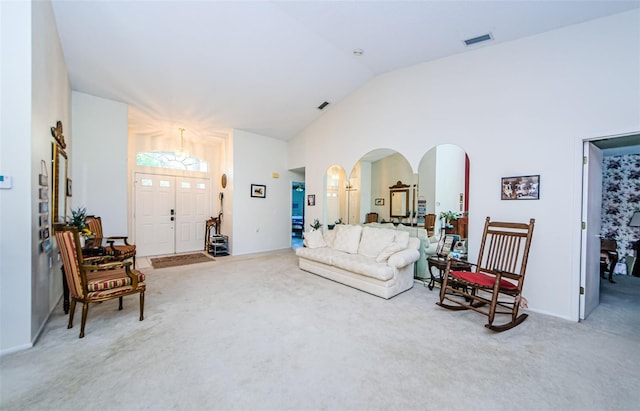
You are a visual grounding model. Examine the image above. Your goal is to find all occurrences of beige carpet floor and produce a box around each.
[1,249,639,410]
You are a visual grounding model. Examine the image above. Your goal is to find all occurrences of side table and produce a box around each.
[426,255,471,290]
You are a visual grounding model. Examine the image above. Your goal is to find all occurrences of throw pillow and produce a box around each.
[323,228,337,248]
[358,226,397,258]
[304,230,327,249]
[395,231,410,248]
[332,224,363,254]
[376,243,405,263]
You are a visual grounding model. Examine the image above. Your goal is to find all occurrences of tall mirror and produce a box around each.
[325,165,347,228]
[52,143,68,223]
[417,143,468,238]
[389,181,410,218]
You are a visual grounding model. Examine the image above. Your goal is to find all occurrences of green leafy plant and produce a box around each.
[439,210,461,222]
[310,218,322,231]
[68,207,88,231]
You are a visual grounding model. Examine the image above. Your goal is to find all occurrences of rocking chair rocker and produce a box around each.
[437,216,535,332]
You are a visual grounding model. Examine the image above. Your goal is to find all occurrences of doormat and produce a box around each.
[150,252,215,269]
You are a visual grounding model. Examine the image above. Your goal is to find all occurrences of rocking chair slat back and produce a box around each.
[480,223,532,278]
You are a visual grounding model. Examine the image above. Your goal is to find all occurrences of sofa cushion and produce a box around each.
[375,242,406,263]
[357,226,397,258]
[332,224,362,254]
[331,253,394,281]
[304,230,326,249]
[323,228,337,248]
[395,231,410,248]
[296,247,336,265]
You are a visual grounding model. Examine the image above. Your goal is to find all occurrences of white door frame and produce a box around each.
[579,141,603,319]
[578,130,639,320]
[133,171,210,256]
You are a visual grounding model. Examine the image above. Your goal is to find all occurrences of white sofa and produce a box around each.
[363,222,439,280]
[296,224,421,299]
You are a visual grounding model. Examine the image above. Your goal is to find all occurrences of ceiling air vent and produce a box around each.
[464,33,493,46]
[317,101,329,110]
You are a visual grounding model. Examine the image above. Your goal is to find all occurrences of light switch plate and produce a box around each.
[0,175,12,189]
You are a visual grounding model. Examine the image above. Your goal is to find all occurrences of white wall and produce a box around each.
[288,10,640,321]
[72,92,128,236]
[1,0,33,354]
[435,144,466,226]
[231,129,294,255]
[1,0,71,354]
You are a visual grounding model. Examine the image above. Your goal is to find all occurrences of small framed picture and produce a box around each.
[501,175,540,200]
[66,178,72,197]
[307,194,316,206]
[39,201,48,213]
[39,214,49,227]
[41,238,52,255]
[39,174,48,186]
[39,187,48,200]
[374,198,384,206]
[251,184,266,198]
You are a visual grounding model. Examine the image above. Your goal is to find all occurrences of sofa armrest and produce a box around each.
[387,248,420,269]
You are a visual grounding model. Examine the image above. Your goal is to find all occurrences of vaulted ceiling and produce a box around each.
[51,1,639,144]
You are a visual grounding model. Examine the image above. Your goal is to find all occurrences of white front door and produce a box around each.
[175,177,210,253]
[580,142,603,319]
[135,173,176,257]
[135,173,211,257]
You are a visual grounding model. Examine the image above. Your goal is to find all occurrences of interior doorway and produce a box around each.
[134,172,210,256]
[291,181,305,250]
[580,132,640,320]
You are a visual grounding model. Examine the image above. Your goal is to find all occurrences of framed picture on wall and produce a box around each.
[501,175,540,200]
[251,184,266,198]
[374,198,384,206]
[307,194,316,206]
[66,178,72,197]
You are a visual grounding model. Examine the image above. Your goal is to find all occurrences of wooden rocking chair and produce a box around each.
[437,216,535,332]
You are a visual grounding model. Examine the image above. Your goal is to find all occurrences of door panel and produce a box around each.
[580,142,603,319]
[135,173,176,256]
[175,177,210,253]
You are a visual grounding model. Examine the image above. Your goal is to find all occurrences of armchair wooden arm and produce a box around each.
[86,215,137,268]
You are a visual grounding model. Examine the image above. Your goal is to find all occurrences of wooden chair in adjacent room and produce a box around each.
[85,215,137,268]
[53,224,146,338]
[365,212,379,223]
[600,238,619,283]
[424,214,436,237]
[437,216,535,332]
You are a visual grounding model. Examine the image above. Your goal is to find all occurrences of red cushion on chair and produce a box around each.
[450,271,518,290]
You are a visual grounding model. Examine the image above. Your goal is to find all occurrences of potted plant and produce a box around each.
[310,218,322,231]
[67,207,92,245]
[439,211,461,228]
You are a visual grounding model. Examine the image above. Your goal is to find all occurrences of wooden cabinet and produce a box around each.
[444,217,468,238]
